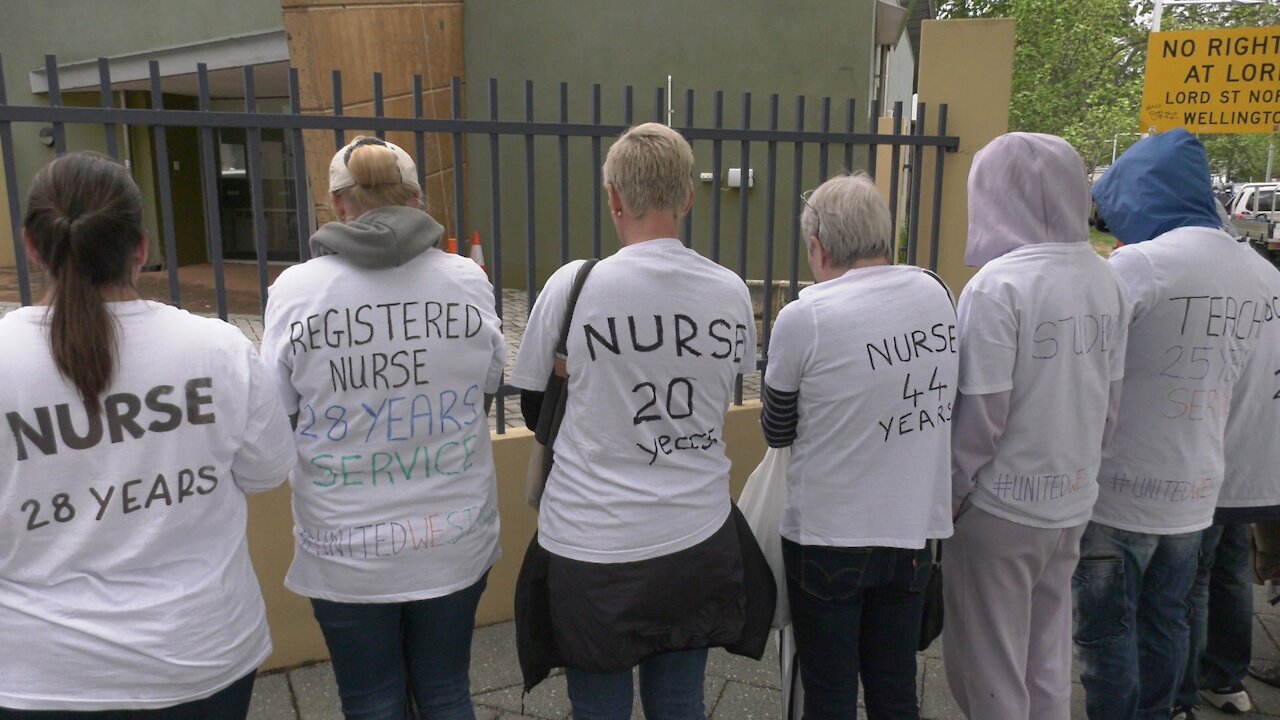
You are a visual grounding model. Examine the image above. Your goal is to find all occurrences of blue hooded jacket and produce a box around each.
[1091,128,1221,245]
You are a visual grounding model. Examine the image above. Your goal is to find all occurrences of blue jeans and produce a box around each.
[311,572,488,720]
[0,673,254,719]
[1072,522,1202,720]
[782,537,931,719]
[564,648,708,720]
[1176,524,1252,707]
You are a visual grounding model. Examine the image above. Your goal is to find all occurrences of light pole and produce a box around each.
[1112,132,1145,165]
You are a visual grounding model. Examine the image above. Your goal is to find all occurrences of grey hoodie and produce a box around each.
[309,205,444,268]
[965,132,1090,268]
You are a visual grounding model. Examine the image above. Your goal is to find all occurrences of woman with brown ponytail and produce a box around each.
[0,152,296,719]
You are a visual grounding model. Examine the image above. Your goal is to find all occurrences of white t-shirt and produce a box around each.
[510,239,756,564]
[764,264,957,548]
[261,249,505,602]
[0,301,294,711]
[959,243,1130,529]
[1096,227,1271,534]
[1219,243,1280,508]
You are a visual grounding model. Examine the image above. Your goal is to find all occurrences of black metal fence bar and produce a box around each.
[413,75,427,194]
[372,72,385,141]
[928,105,949,273]
[331,71,343,152]
[818,97,831,183]
[681,88,694,248]
[196,65,228,319]
[736,93,751,280]
[97,59,119,161]
[0,54,31,305]
[906,102,927,267]
[760,94,780,354]
[843,99,856,172]
[590,84,602,259]
[887,101,904,245]
[709,91,723,264]
[148,62,181,306]
[789,95,805,298]
[523,80,537,310]
[868,99,881,182]
[487,78,506,433]
[287,68,312,263]
[558,82,570,264]
[487,78,503,321]
[44,56,66,154]
[450,76,465,256]
[244,67,271,313]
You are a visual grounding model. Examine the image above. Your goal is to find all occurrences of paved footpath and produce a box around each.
[2,299,1272,718]
[249,584,1280,719]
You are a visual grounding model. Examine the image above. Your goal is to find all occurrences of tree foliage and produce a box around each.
[936,0,1279,179]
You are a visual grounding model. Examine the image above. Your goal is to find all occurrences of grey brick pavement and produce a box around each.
[246,584,1280,719]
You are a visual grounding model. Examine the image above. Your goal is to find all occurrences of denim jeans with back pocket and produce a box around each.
[1072,521,1202,720]
[782,537,932,719]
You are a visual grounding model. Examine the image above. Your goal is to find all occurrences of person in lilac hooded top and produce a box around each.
[944,133,1130,720]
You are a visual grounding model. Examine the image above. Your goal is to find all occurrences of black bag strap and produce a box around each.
[555,258,599,357]
[922,268,956,310]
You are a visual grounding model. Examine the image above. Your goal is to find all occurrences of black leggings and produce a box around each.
[0,672,255,720]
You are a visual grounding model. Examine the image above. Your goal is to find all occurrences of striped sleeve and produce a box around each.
[761,381,800,448]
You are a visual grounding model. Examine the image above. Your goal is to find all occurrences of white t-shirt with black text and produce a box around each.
[262,248,506,601]
[510,239,756,564]
[959,243,1130,528]
[1219,243,1280,509]
[764,264,957,548]
[1096,227,1271,534]
[0,301,294,711]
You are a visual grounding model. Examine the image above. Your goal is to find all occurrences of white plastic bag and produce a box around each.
[778,626,805,719]
[738,446,791,629]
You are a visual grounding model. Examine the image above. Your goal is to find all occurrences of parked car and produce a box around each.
[1089,199,1109,233]
[1232,182,1279,223]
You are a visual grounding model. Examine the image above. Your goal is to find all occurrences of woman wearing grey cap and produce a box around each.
[261,136,506,720]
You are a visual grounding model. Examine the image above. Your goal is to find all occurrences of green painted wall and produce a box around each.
[0,0,282,267]
[463,0,882,290]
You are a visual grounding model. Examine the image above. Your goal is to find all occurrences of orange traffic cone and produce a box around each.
[445,237,458,254]
[469,231,488,273]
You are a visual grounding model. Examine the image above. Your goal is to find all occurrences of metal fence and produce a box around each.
[0,54,959,430]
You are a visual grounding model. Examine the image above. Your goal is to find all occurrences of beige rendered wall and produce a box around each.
[280,0,464,235]
[914,19,1015,293]
[248,403,768,671]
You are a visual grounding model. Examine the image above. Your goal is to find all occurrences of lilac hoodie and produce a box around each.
[965,132,1090,268]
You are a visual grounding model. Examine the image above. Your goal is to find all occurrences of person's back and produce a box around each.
[0,153,294,715]
[264,245,503,597]
[1075,128,1272,720]
[510,123,771,718]
[519,244,754,563]
[961,238,1127,527]
[1097,226,1267,532]
[770,263,957,547]
[944,132,1128,720]
[260,136,505,720]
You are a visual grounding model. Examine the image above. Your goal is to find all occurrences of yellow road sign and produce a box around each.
[1140,27,1280,134]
